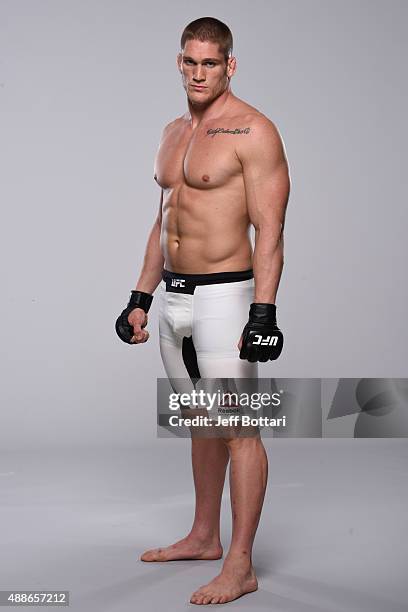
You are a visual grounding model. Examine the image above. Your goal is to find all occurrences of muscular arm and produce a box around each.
[134,189,165,294]
[237,116,290,303]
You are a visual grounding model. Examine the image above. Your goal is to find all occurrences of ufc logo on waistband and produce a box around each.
[171,279,186,288]
[252,334,279,346]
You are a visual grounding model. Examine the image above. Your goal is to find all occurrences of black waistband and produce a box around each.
[162,269,253,294]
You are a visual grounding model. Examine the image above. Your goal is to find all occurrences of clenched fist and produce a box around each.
[115,290,153,345]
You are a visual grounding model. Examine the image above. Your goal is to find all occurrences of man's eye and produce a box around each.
[205,62,215,67]
[184,59,194,65]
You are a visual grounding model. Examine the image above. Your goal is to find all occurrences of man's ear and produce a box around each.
[176,53,182,73]
[227,56,237,79]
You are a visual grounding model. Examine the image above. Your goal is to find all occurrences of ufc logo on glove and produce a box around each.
[252,335,279,346]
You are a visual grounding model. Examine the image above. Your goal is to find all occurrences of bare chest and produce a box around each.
[155,124,244,190]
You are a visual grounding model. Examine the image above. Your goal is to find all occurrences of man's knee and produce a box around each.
[220,427,261,448]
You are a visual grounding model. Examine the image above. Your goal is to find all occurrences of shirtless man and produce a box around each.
[115,17,290,605]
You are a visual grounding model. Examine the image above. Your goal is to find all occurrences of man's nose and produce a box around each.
[193,65,206,82]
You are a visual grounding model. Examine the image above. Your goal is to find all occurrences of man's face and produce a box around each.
[177,39,235,105]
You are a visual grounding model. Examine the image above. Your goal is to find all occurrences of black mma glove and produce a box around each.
[239,303,284,362]
[115,291,153,344]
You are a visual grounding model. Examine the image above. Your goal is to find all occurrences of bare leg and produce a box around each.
[141,432,229,561]
[190,433,268,604]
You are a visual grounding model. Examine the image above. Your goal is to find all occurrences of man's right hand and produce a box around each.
[115,290,153,344]
[128,308,149,343]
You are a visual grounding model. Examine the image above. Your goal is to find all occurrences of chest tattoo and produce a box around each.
[206,127,251,138]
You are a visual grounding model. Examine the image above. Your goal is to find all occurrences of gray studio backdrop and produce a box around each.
[1,0,407,450]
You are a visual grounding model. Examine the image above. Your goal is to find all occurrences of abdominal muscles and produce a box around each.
[161,184,253,274]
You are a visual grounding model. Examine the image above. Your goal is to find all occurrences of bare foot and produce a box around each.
[190,563,258,604]
[140,535,223,562]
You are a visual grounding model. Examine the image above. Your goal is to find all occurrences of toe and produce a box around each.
[198,591,210,604]
[190,592,202,604]
[141,549,158,561]
[140,551,150,561]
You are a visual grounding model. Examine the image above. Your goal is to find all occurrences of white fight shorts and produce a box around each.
[159,269,258,384]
